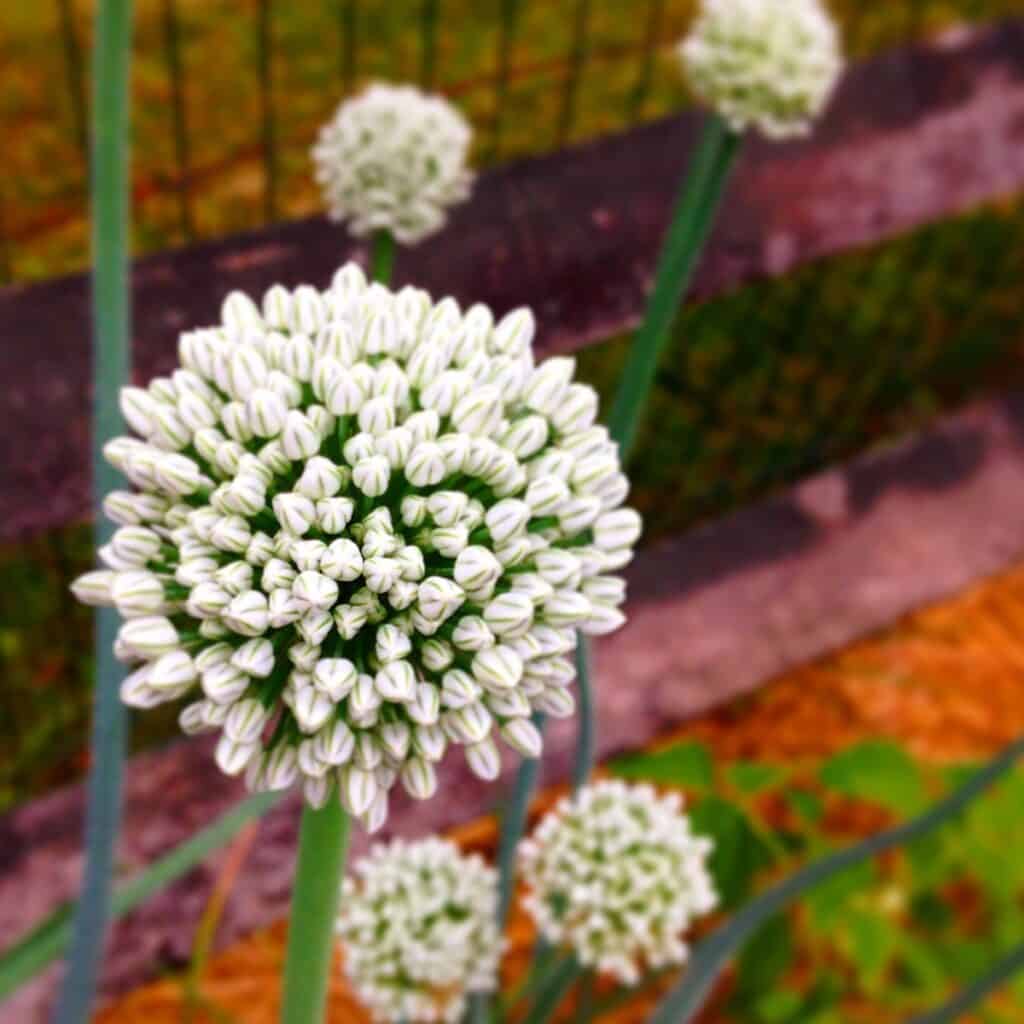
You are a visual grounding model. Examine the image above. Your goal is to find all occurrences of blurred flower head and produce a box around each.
[72,263,639,830]
[312,83,474,245]
[679,0,843,139]
[519,780,717,984]
[336,837,501,1022]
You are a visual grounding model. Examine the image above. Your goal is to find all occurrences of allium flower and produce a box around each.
[312,84,474,245]
[679,0,843,139]
[519,781,717,984]
[336,838,501,1022]
[71,264,639,831]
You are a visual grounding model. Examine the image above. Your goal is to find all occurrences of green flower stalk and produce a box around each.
[53,2,133,1021]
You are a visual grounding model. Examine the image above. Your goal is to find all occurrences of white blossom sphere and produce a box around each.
[679,0,843,139]
[312,84,474,245]
[71,263,639,831]
[519,781,717,984]
[336,838,501,1022]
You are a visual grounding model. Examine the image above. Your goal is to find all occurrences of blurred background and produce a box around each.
[2,2,1024,1021]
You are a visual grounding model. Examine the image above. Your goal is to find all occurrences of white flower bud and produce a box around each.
[314,497,354,536]
[223,590,270,635]
[543,590,592,628]
[273,492,316,536]
[111,526,163,565]
[327,363,374,415]
[404,409,440,445]
[500,717,543,757]
[399,757,436,800]
[375,660,417,703]
[485,499,531,544]
[524,476,570,517]
[295,456,342,499]
[268,588,304,628]
[493,307,535,356]
[361,556,399,594]
[465,737,501,780]
[581,603,627,636]
[334,603,369,639]
[118,616,179,659]
[417,577,465,621]
[483,591,534,638]
[71,569,118,607]
[293,685,334,734]
[148,649,198,691]
[405,442,446,487]
[593,508,642,550]
[313,718,355,765]
[472,645,523,691]
[451,385,502,436]
[298,607,334,645]
[431,524,469,558]
[229,638,274,678]
[112,570,167,617]
[341,766,378,816]
[535,549,582,588]
[311,658,356,701]
[292,570,339,611]
[225,698,272,744]
[280,334,315,382]
[375,623,412,663]
[281,410,321,460]
[420,638,454,672]
[215,735,260,776]
[264,744,299,790]
[451,615,494,652]
[154,453,203,495]
[443,701,492,744]
[290,539,327,573]
[406,682,441,726]
[356,395,395,436]
[558,495,603,535]
[210,515,251,554]
[413,724,447,762]
[352,455,390,497]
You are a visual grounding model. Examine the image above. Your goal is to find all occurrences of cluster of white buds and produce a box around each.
[72,263,639,831]
[679,0,843,139]
[312,84,474,245]
[519,781,717,984]
[336,838,501,1022]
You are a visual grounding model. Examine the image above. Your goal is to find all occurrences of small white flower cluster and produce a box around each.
[336,838,501,1022]
[519,781,717,984]
[72,263,639,831]
[679,0,843,139]
[312,84,474,245]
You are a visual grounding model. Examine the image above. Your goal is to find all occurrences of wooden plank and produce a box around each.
[0,19,1022,542]
[5,388,1024,1017]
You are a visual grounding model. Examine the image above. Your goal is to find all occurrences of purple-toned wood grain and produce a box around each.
[6,389,1024,1020]
[1,20,1023,541]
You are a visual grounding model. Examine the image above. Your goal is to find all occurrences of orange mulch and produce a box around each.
[96,564,1024,1024]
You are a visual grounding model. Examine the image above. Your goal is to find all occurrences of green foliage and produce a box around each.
[690,796,775,909]
[615,739,1024,1021]
[819,740,927,815]
[611,740,714,788]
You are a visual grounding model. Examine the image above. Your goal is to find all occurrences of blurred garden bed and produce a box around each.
[92,561,1024,1023]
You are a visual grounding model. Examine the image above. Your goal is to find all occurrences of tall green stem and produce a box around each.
[52,3,133,1021]
[280,800,352,1024]
[373,230,395,285]
[571,636,594,792]
[607,114,741,461]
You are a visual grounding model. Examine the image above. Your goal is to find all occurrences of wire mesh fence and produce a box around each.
[0,0,1020,282]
